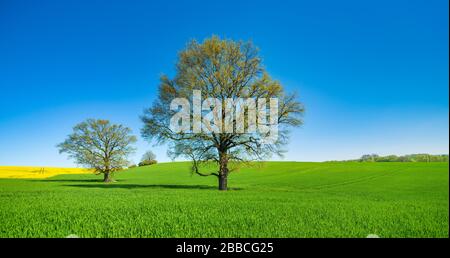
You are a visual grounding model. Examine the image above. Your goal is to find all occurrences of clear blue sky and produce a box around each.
[0,0,448,166]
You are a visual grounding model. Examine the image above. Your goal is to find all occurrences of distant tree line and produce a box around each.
[333,154,449,162]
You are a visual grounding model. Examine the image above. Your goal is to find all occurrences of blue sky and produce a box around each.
[0,0,448,166]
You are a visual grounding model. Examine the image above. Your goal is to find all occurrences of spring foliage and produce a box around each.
[58,119,137,181]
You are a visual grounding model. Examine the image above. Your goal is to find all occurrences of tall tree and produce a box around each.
[141,36,303,190]
[58,119,137,182]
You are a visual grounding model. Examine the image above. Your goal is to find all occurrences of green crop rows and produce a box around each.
[0,162,448,238]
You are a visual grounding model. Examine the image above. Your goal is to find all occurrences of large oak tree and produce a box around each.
[141,36,303,190]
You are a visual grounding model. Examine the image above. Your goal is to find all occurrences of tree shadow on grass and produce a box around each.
[39,179,104,183]
[39,179,128,183]
[66,184,243,191]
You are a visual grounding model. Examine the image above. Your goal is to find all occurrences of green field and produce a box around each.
[0,162,448,238]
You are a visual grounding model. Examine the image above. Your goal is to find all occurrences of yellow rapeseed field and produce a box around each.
[0,166,92,179]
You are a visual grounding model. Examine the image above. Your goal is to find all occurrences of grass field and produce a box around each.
[0,162,448,238]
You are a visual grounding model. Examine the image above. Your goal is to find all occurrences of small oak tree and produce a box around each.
[58,119,137,182]
[141,150,157,162]
[139,150,157,166]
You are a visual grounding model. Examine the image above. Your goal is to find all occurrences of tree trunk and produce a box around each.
[103,172,113,183]
[218,174,228,191]
[218,151,228,190]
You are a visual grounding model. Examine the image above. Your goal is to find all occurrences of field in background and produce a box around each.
[0,162,448,237]
[0,166,92,179]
